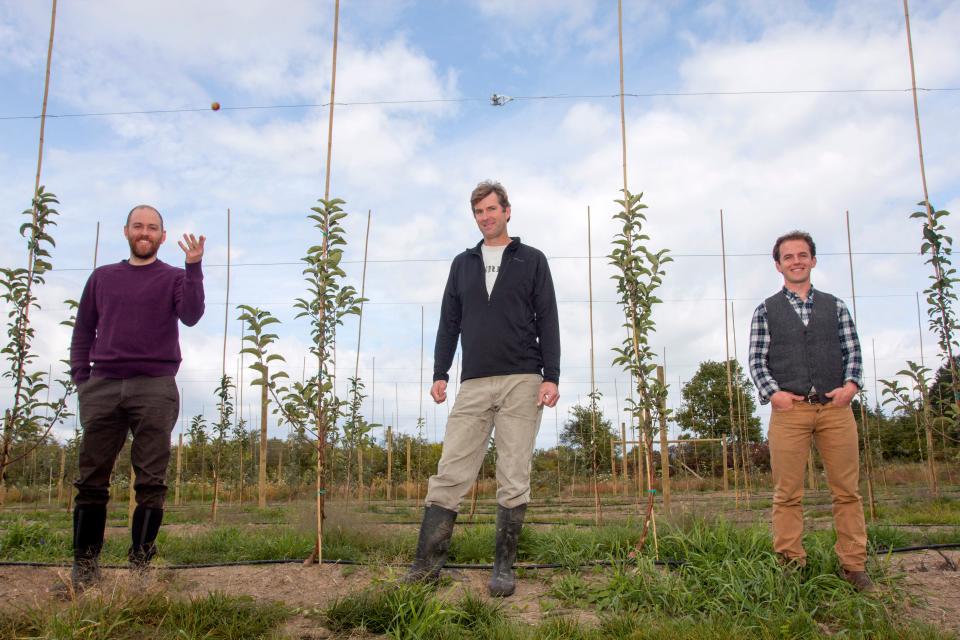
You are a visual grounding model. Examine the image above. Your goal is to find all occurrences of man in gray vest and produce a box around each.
[748,230,872,591]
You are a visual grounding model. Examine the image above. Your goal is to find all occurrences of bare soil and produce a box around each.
[893,549,960,634]
[1,550,957,637]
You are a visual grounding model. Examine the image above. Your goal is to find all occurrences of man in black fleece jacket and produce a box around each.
[405,180,560,597]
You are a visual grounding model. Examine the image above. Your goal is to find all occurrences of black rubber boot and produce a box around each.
[403,505,458,583]
[71,504,107,592]
[488,503,526,597]
[128,505,163,570]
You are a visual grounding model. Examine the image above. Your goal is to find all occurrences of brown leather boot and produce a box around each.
[842,569,876,592]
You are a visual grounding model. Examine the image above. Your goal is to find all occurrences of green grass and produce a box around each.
[324,582,954,640]
[0,591,290,640]
[877,496,960,526]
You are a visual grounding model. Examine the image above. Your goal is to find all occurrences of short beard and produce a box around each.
[129,237,160,260]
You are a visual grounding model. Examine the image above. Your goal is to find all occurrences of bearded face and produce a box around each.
[124,207,166,263]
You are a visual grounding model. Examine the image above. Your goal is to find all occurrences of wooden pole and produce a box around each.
[657,366,670,510]
[386,425,393,500]
[56,447,65,503]
[616,0,629,199]
[31,0,57,203]
[719,210,744,506]
[610,438,618,489]
[729,302,754,499]
[587,206,602,524]
[844,210,878,518]
[556,408,563,498]
[620,421,628,495]
[903,0,960,399]
[93,222,100,269]
[351,211,372,496]
[406,439,412,500]
[0,0,57,506]
[175,433,183,506]
[259,365,269,509]
[322,0,340,200]
[418,306,424,505]
[212,208,232,523]
[721,437,729,492]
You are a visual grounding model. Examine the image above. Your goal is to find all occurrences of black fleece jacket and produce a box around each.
[433,237,560,385]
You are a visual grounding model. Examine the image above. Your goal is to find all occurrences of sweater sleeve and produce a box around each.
[175,261,205,326]
[433,259,462,382]
[70,273,98,385]
[534,252,561,385]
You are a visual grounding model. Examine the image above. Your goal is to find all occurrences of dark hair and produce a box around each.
[772,230,815,262]
[126,205,164,229]
[470,180,510,212]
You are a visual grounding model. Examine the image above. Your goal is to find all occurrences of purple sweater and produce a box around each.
[70,259,205,384]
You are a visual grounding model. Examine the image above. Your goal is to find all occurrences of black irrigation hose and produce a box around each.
[4,543,958,571]
[0,558,681,570]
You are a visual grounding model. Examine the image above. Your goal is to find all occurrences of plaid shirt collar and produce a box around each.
[781,284,815,304]
[781,285,817,325]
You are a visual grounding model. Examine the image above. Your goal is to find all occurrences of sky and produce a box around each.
[2,0,959,450]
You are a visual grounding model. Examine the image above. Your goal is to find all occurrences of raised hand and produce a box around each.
[178,233,206,264]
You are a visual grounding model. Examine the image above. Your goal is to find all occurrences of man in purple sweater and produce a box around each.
[66,204,205,591]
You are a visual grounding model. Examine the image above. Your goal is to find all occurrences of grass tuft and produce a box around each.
[0,590,289,640]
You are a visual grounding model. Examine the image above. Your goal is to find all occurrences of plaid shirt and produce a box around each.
[748,286,863,404]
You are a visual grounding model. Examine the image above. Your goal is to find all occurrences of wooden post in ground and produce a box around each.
[276,441,283,485]
[721,437,729,492]
[657,366,670,510]
[406,439,412,500]
[845,210,879,517]
[610,438,618,490]
[807,448,818,491]
[175,433,183,506]
[386,426,393,500]
[357,445,364,501]
[259,366,269,509]
[57,447,65,504]
[620,422,628,496]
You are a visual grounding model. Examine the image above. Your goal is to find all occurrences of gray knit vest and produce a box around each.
[764,290,844,403]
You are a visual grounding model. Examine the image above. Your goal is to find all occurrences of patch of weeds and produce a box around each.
[571,519,938,638]
[0,519,69,561]
[547,573,589,605]
[868,524,912,551]
[449,524,495,563]
[0,590,290,640]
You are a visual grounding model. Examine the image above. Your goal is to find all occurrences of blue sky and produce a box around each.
[2,0,959,448]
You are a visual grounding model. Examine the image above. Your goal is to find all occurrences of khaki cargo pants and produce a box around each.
[769,400,867,571]
[426,373,543,511]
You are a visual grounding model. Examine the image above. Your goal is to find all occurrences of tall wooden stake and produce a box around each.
[587,206,602,524]
[212,208,231,523]
[845,211,878,518]
[306,0,342,568]
[258,365,269,508]
[350,210,372,496]
[719,210,745,506]
[903,0,960,399]
[657,366,670,510]
[386,425,393,500]
[1,0,58,506]
[175,433,183,506]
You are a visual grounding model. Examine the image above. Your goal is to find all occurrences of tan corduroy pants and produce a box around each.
[769,400,867,571]
[425,373,543,511]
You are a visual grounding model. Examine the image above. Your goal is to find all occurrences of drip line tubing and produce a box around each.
[3,543,958,571]
[0,557,681,570]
